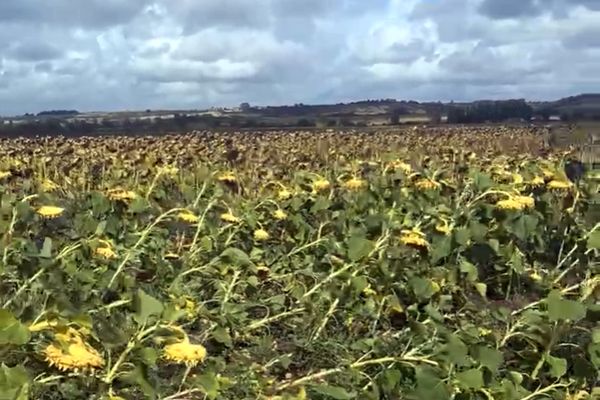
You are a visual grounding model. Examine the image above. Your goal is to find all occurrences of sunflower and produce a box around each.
[106,188,137,201]
[400,229,429,249]
[273,209,288,220]
[528,176,545,188]
[343,177,366,191]
[95,246,117,260]
[414,178,440,191]
[41,179,60,192]
[36,206,64,219]
[312,179,331,193]
[177,211,199,223]
[277,188,293,200]
[0,171,11,180]
[220,212,241,223]
[43,329,104,373]
[163,338,207,367]
[388,160,412,174]
[217,172,237,184]
[254,229,270,241]
[547,180,572,190]
[496,196,534,211]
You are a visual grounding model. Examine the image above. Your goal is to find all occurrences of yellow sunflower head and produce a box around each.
[414,178,441,191]
[220,212,241,223]
[36,206,64,219]
[312,179,331,193]
[273,209,288,220]
[400,229,429,249]
[496,196,534,211]
[277,188,293,200]
[41,179,60,192]
[43,329,104,373]
[163,338,207,367]
[177,211,199,224]
[217,172,237,184]
[343,177,366,191]
[388,160,412,174]
[106,188,137,201]
[547,180,573,190]
[254,229,270,241]
[95,246,117,260]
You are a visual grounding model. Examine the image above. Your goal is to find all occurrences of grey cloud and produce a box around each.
[478,0,542,19]
[0,0,150,28]
[7,41,62,62]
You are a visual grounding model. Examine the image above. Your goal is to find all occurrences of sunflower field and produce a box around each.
[0,127,598,400]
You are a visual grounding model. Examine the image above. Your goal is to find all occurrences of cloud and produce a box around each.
[0,0,599,115]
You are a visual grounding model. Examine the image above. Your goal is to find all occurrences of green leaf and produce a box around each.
[454,227,471,246]
[455,369,484,390]
[588,342,600,367]
[459,259,478,282]
[442,334,469,366]
[410,277,440,302]
[592,328,600,344]
[0,364,30,400]
[412,366,450,400]
[475,283,487,298]
[545,354,567,378]
[347,235,374,262]
[546,290,586,322]
[588,230,600,249]
[195,372,220,399]
[430,235,452,264]
[473,346,503,373]
[138,347,158,367]
[0,310,30,345]
[380,369,401,393]
[311,384,355,399]
[220,248,252,266]
[134,289,164,325]
[351,276,369,293]
[212,327,232,347]
[40,237,52,259]
[121,365,156,399]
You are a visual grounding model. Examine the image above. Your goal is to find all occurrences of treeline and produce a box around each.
[446,99,533,123]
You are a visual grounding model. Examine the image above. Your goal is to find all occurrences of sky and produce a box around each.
[0,0,599,115]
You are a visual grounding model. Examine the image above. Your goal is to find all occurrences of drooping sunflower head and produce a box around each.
[343,177,366,191]
[220,212,241,223]
[95,246,117,260]
[312,178,331,193]
[547,179,573,190]
[217,172,237,184]
[177,211,199,224]
[414,178,441,191]
[43,329,104,373]
[496,195,534,211]
[400,229,429,249]
[163,338,207,367]
[36,206,64,219]
[273,209,288,221]
[254,229,270,241]
[106,188,137,201]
